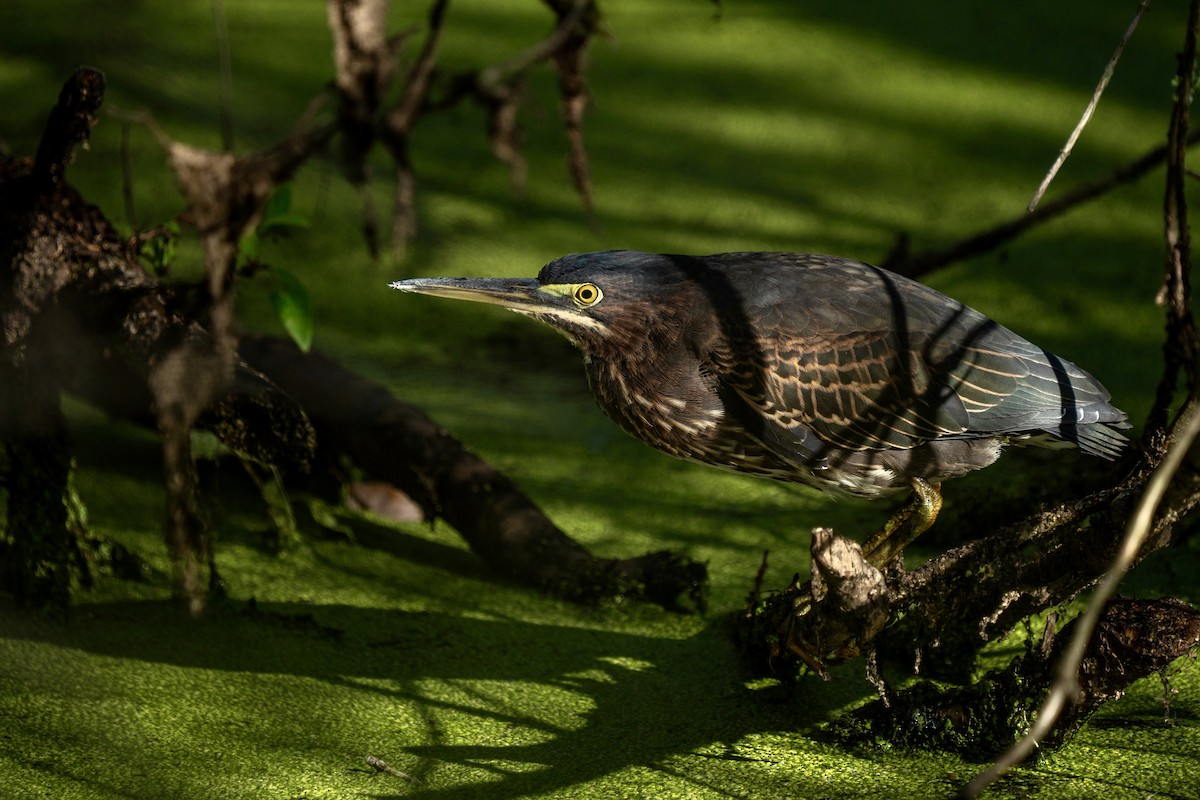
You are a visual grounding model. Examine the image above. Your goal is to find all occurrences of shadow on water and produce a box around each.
[0,599,871,798]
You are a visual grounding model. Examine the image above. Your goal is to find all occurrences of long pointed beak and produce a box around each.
[389,277,545,311]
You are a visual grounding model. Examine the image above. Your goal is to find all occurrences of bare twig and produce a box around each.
[959,400,1200,798]
[883,129,1200,278]
[961,3,1200,794]
[1028,0,1150,211]
[386,0,448,134]
[381,0,449,262]
[549,0,599,218]
[333,0,601,262]
[1148,0,1200,439]
[474,0,593,196]
[120,122,136,229]
[477,0,591,90]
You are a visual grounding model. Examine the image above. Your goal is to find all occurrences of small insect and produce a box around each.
[366,754,421,783]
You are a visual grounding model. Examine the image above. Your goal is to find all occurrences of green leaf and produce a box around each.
[257,212,309,236]
[269,268,314,352]
[257,183,308,238]
[239,232,260,261]
[138,221,180,275]
[264,182,293,221]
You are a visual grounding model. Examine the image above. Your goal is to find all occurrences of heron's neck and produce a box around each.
[582,323,721,447]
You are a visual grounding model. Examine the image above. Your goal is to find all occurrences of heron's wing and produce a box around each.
[712,329,992,457]
[717,323,1134,465]
[695,252,1128,460]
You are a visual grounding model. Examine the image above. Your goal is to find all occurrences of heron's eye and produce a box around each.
[573,283,602,307]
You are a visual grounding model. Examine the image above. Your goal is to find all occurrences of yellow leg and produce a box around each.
[861,478,942,568]
[753,479,942,674]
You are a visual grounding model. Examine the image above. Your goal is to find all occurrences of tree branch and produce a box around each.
[961,401,1200,798]
[238,334,709,608]
[380,0,449,261]
[145,110,334,613]
[1027,0,1150,211]
[30,67,105,198]
[1147,0,1200,441]
[883,130,1200,279]
[961,3,1200,793]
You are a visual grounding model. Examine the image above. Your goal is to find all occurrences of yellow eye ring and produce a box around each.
[573,283,602,307]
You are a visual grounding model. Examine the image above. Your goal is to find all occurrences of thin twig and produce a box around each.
[1028,0,1150,211]
[1148,0,1200,439]
[383,0,450,262]
[387,0,449,134]
[884,129,1200,278]
[962,3,1200,794]
[477,0,591,91]
[958,400,1200,799]
[550,0,599,218]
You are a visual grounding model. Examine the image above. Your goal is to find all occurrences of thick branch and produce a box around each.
[739,438,1200,720]
[31,68,105,198]
[2,113,319,611]
[1,69,107,609]
[238,334,708,608]
[835,597,1200,759]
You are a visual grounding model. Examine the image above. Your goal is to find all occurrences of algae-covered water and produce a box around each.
[2,0,1197,797]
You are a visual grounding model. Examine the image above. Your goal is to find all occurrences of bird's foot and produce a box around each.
[861,478,942,568]
[741,528,889,679]
[739,483,939,681]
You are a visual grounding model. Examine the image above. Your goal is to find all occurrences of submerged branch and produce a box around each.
[238,335,708,609]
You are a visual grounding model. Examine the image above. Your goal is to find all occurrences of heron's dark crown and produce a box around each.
[528,252,701,342]
[537,250,857,302]
[538,251,692,294]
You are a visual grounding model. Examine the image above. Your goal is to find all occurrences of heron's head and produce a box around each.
[390,251,702,353]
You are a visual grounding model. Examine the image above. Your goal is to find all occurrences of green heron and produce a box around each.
[391,251,1129,564]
